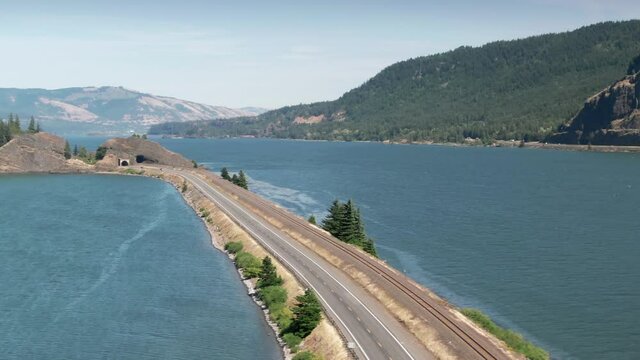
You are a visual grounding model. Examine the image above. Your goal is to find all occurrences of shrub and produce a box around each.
[269,302,293,330]
[292,351,320,360]
[461,308,549,360]
[282,333,302,352]
[224,241,243,254]
[259,285,287,307]
[234,251,261,278]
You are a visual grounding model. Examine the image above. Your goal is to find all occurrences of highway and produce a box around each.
[168,168,431,360]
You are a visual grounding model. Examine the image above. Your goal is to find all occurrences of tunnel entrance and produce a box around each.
[118,159,130,166]
[135,155,146,163]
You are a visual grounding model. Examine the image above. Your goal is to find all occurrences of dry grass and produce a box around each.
[303,318,351,360]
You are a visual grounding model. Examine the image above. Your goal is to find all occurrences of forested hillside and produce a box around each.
[150,21,640,143]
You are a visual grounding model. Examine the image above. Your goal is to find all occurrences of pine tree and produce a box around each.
[78,146,88,158]
[231,173,239,185]
[35,122,41,133]
[308,215,316,225]
[0,120,10,146]
[321,200,345,236]
[258,256,283,288]
[73,144,79,156]
[27,117,36,133]
[237,170,248,190]
[64,141,71,159]
[221,167,231,181]
[288,289,322,338]
[338,200,362,246]
[362,238,378,257]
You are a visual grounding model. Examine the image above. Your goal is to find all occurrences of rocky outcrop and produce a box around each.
[0,133,80,173]
[548,70,640,145]
[98,137,194,169]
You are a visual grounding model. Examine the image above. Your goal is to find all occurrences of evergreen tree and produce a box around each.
[321,200,345,236]
[14,115,20,134]
[27,117,36,133]
[78,146,88,158]
[236,170,248,190]
[64,141,71,159]
[73,144,79,156]
[258,256,283,288]
[288,289,322,338]
[362,238,378,257]
[0,120,10,146]
[308,215,316,225]
[95,146,107,160]
[35,122,41,133]
[337,200,363,246]
[221,167,231,181]
[231,173,239,185]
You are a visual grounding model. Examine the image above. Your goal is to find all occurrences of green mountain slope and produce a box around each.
[150,20,640,143]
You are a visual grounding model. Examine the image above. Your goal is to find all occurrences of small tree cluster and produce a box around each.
[322,199,377,256]
[220,167,249,190]
[0,114,41,147]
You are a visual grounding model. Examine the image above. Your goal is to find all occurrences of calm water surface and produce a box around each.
[0,174,282,360]
[67,136,640,359]
[158,138,639,360]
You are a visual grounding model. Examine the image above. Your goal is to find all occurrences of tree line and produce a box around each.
[0,114,41,147]
[220,167,249,190]
[320,199,377,257]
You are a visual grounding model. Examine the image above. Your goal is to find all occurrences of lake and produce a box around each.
[0,174,282,360]
[68,137,640,359]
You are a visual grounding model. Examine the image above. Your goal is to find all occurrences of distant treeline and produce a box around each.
[150,20,640,144]
[0,113,41,147]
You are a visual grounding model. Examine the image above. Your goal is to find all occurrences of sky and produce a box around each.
[1,0,638,109]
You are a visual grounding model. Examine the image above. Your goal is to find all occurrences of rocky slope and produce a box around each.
[0,133,81,173]
[548,63,640,145]
[0,132,195,173]
[0,86,267,133]
[97,137,194,170]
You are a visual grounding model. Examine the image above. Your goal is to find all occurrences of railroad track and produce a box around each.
[199,171,505,360]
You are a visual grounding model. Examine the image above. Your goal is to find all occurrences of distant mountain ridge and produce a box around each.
[150,20,640,143]
[0,86,267,134]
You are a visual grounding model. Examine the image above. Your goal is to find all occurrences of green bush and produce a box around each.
[282,333,302,352]
[259,286,287,307]
[269,302,293,330]
[461,308,549,360]
[224,241,243,254]
[292,351,320,360]
[234,251,261,278]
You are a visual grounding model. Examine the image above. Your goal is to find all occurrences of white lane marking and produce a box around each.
[186,172,416,360]
[182,173,371,360]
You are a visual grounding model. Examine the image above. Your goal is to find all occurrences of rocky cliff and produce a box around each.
[0,133,82,173]
[548,67,640,145]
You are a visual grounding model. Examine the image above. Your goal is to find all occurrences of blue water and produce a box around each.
[0,174,282,360]
[66,136,640,359]
[155,138,639,360]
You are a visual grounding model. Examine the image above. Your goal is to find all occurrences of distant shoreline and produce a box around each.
[158,134,640,153]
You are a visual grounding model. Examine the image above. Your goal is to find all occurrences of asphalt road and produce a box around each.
[171,169,432,360]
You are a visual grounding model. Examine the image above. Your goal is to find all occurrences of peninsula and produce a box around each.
[0,132,543,360]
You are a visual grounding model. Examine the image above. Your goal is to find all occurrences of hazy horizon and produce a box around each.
[1,1,639,109]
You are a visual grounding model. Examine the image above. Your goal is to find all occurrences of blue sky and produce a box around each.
[1,1,638,108]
